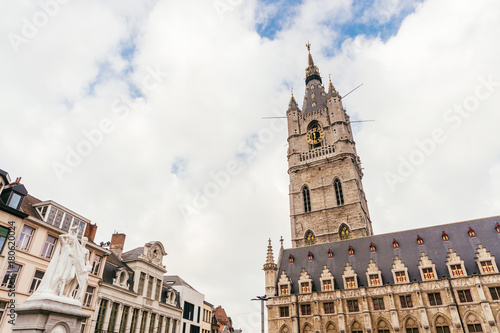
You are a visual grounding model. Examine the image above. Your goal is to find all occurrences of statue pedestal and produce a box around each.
[13,298,89,333]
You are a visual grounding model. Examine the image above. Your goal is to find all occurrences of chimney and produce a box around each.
[84,223,98,242]
[110,233,126,260]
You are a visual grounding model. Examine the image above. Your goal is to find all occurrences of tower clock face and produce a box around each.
[306,127,325,144]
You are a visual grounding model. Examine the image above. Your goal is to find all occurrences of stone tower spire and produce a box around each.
[286,46,372,248]
[263,239,278,297]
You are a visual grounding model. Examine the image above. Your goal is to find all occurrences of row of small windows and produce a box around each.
[95,298,178,333]
[281,247,497,296]
[302,179,344,213]
[280,287,492,317]
[278,316,460,333]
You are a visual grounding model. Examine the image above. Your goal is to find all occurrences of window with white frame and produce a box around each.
[320,265,334,292]
[83,286,95,307]
[298,268,312,294]
[366,259,383,287]
[41,234,57,258]
[278,270,292,296]
[446,248,468,277]
[1,263,21,288]
[418,253,437,280]
[91,255,102,275]
[29,270,44,293]
[16,225,35,250]
[343,262,358,289]
[392,256,409,284]
[475,244,498,274]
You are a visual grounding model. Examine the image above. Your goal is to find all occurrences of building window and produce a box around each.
[302,186,311,213]
[323,279,333,291]
[481,261,495,273]
[422,268,435,280]
[428,293,442,306]
[41,235,57,258]
[334,179,344,205]
[328,249,333,258]
[95,299,108,332]
[458,290,473,303]
[347,300,359,312]
[324,302,335,314]
[373,298,385,310]
[370,242,376,252]
[451,264,464,277]
[0,226,10,254]
[140,311,148,333]
[172,319,177,333]
[280,284,289,295]
[149,313,156,333]
[395,271,407,283]
[345,276,356,288]
[442,231,449,241]
[279,306,289,317]
[108,302,120,332]
[289,254,294,263]
[393,239,399,248]
[138,272,146,295]
[370,274,381,286]
[130,309,140,333]
[158,316,164,333]
[0,301,7,325]
[400,295,413,308]
[377,321,390,333]
[405,318,419,333]
[155,278,162,301]
[468,227,476,237]
[436,316,450,333]
[91,255,102,275]
[166,317,171,333]
[339,224,350,240]
[489,287,500,300]
[183,302,195,321]
[301,282,310,293]
[147,275,154,298]
[16,225,35,250]
[348,246,354,255]
[300,304,311,315]
[305,231,315,245]
[417,235,424,245]
[1,263,21,288]
[83,286,95,307]
[468,324,483,333]
[29,270,44,294]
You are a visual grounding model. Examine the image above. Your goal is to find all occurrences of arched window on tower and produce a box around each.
[339,224,350,240]
[302,186,311,213]
[334,179,344,205]
[305,231,315,246]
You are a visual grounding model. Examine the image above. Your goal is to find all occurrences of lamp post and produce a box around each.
[251,295,269,333]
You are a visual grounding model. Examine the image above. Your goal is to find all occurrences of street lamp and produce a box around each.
[251,295,269,333]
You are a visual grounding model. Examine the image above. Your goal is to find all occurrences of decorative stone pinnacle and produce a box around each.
[266,238,274,264]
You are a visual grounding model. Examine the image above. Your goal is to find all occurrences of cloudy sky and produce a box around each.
[2,0,500,331]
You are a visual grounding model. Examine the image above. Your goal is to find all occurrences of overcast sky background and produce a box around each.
[2,0,500,331]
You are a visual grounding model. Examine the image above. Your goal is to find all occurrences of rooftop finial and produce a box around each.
[266,238,275,264]
[328,74,336,94]
[306,42,311,52]
[280,236,284,249]
[305,42,321,84]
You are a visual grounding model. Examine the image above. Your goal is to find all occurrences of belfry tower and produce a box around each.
[287,44,372,248]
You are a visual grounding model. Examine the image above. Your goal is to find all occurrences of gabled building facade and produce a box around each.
[93,233,182,333]
[264,47,500,333]
[0,168,109,333]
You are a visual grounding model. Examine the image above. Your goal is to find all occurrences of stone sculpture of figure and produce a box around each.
[32,226,91,303]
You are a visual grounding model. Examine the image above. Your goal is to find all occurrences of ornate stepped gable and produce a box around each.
[274,217,500,293]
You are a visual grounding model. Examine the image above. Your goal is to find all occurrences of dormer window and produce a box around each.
[0,181,27,210]
[475,244,498,274]
[447,248,467,277]
[345,277,356,288]
[496,223,500,233]
[481,261,495,273]
[451,264,464,277]
[348,246,354,255]
[298,268,313,294]
[301,282,310,293]
[343,263,358,289]
[393,239,399,248]
[328,249,333,258]
[289,254,294,263]
[7,193,22,209]
[370,243,376,252]
[308,252,314,261]
[417,235,424,245]
[320,265,334,292]
[468,227,476,237]
[323,279,333,291]
[280,285,289,295]
[442,231,449,241]
[278,271,292,296]
[395,271,407,283]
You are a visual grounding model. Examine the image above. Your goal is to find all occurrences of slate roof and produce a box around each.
[164,275,199,293]
[277,216,500,294]
[20,194,42,218]
[102,252,135,292]
[122,246,144,261]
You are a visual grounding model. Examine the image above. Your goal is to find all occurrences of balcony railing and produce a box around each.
[299,145,335,162]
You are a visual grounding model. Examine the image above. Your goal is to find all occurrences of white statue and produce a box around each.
[30,226,91,305]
